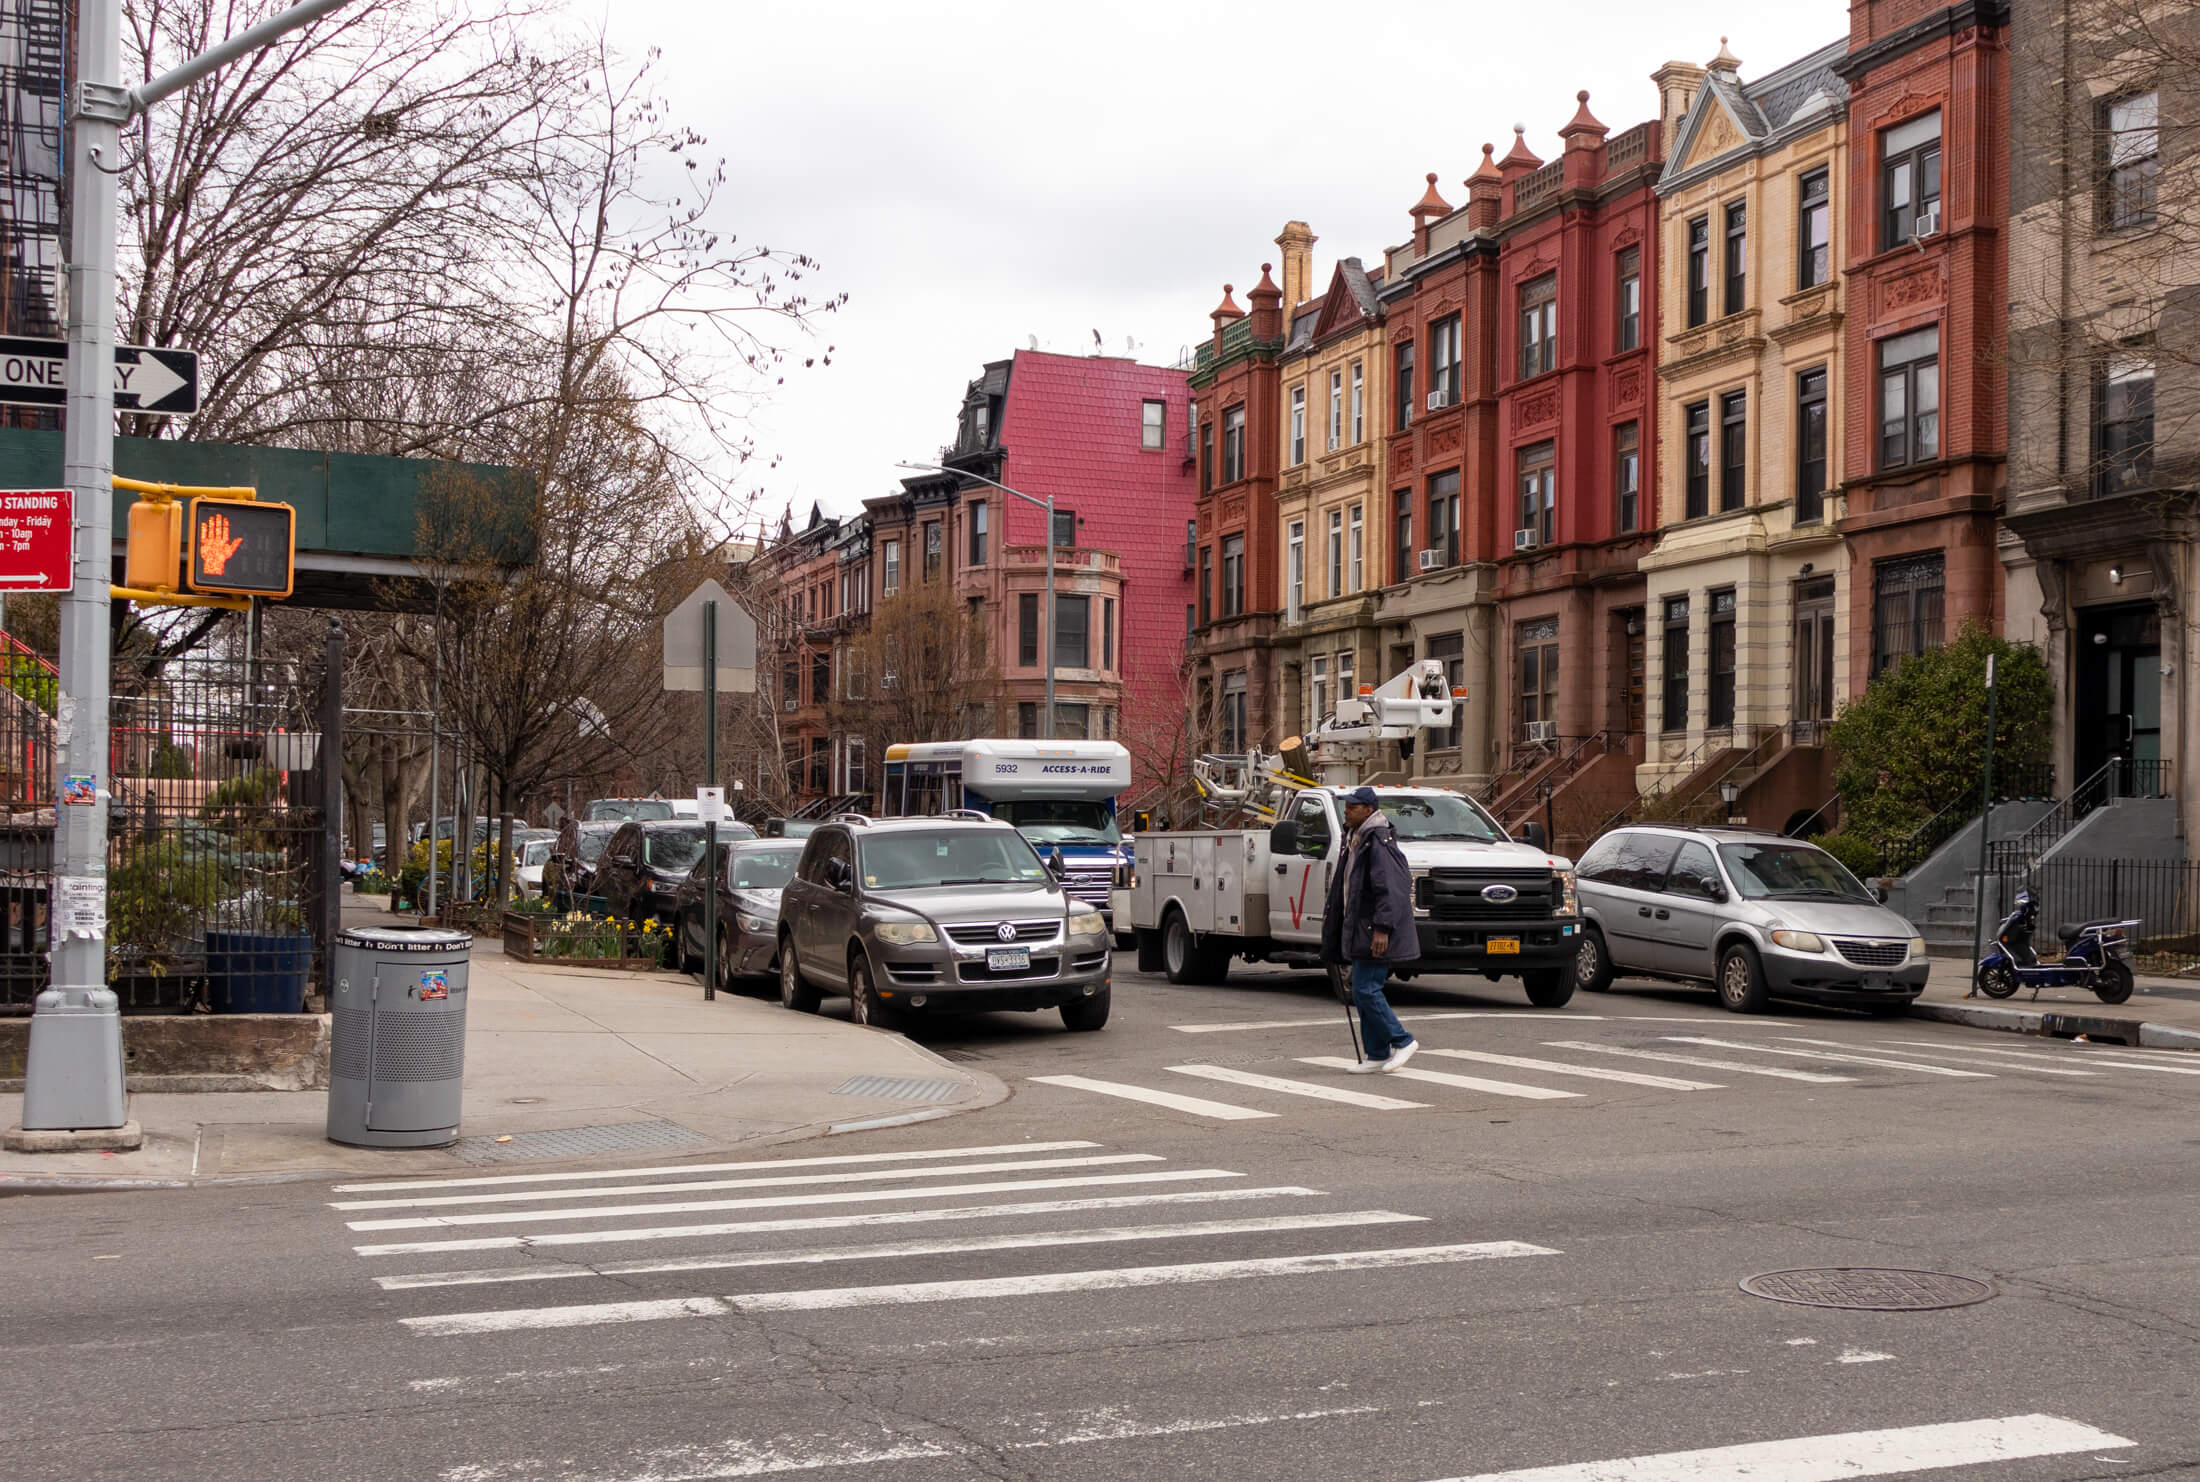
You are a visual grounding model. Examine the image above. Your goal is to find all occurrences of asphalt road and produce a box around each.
[5,956,2198,1482]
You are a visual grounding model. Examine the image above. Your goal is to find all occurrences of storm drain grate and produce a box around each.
[1740,1268,1995,1311]
[831,1075,960,1103]
[451,1119,711,1165]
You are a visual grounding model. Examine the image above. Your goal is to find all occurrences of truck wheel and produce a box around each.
[1162,910,1200,985]
[1573,928,1613,994]
[779,937,822,1014]
[1060,988,1111,1032]
[1717,942,1769,1014]
[1522,968,1574,1008]
[1195,942,1233,986]
[1326,962,1353,1005]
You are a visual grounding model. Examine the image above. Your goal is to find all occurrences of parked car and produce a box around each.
[776,813,1111,1032]
[549,819,623,906]
[512,829,559,897]
[586,797,676,823]
[593,820,713,923]
[763,817,820,839]
[1572,824,1929,1015]
[671,838,805,992]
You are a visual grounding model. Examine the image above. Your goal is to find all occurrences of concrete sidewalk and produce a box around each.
[0,949,1007,1191]
[1914,954,2200,1049]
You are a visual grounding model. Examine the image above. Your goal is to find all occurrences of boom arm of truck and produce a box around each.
[1300,660,1461,784]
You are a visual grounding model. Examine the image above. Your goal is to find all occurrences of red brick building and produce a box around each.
[1491,97,1666,787]
[1188,270,1288,753]
[1833,1,2008,689]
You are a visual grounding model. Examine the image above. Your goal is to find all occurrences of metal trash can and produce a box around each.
[326,926,472,1149]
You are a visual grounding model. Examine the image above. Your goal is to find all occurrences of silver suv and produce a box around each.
[1571,825,1928,1015]
[777,813,1113,1032]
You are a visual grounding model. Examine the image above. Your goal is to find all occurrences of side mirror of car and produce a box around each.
[1269,819,1299,854]
[1521,821,1548,849]
[1874,883,1890,905]
[1700,878,1728,903]
[1046,848,1067,878]
[825,857,853,891]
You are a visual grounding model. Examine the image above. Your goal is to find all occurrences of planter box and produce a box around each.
[501,910,667,970]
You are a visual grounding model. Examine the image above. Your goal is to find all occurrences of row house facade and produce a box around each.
[1640,39,1853,831]
[756,349,1196,812]
[2002,0,2195,838]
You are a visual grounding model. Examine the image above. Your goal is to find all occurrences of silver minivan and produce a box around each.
[1572,825,1928,1014]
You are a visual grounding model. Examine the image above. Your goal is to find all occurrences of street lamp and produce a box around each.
[896,461,1057,739]
[1719,779,1740,822]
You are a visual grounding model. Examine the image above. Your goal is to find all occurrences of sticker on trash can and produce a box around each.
[419,969,449,1000]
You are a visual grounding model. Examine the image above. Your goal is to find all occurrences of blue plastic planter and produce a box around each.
[205,929,314,1013]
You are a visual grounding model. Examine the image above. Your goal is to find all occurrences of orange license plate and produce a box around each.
[1486,937,1520,954]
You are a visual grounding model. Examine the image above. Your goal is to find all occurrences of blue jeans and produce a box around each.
[1351,959,1411,1061]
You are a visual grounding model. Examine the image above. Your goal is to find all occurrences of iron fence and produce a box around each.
[0,646,336,1012]
[1989,852,2200,971]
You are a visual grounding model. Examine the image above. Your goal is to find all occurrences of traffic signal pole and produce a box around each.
[19,0,356,1134]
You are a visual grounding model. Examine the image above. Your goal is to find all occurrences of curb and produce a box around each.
[1910,999,2200,1050]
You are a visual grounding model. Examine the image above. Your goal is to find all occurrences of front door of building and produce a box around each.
[1614,608,1645,738]
[1793,578,1836,745]
[2075,603,2163,799]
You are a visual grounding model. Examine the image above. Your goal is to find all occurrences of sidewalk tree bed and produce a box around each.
[501,901,671,969]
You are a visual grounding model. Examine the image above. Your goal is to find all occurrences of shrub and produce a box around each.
[1810,832,1884,882]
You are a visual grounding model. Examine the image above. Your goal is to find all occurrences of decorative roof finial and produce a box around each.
[1411,171,1453,218]
[1709,35,1742,72]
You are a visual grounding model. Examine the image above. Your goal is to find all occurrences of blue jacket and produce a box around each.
[1321,810,1421,965]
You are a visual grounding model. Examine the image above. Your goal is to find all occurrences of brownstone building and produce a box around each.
[1834,1,2009,692]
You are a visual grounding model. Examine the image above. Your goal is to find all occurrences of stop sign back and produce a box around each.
[0,489,73,592]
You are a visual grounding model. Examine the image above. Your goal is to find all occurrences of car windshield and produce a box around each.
[1717,842,1876,903]
[522,841,551,866]
[575,827,616,862]
[991,798,1120,845]
[1378,792,1505,843]
[642,826,707,872]
[730,848,801,891]
[589,800,674,822]
[861,830,1048,890]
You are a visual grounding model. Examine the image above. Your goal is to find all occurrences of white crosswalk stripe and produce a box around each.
[1777,1037,2101,1076]
[1662,1036,1995,1077]
[401,1241,1560,1336]
[327,1140,1105,1195]
[1166,1063,1430,1109]
[1298,1056,1583,1100]
[1422,1047,1722,1091]
[1541,1040,1856,1083]
[1885,1038,2200,1077]
[1028,1074,1279,1119]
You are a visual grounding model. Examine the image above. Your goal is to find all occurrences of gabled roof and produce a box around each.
[1659,38,1847,194]
[1309,258,1381,342]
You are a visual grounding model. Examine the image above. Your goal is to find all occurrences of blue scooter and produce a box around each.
[1975,888,2137,1004]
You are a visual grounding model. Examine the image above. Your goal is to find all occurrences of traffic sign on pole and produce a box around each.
[0,489,74,592]
[0,335,199,414]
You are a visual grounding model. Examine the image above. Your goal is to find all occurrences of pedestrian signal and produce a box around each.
[187,497,294,598]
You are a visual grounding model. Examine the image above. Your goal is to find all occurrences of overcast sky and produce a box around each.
[604,0,1851,531]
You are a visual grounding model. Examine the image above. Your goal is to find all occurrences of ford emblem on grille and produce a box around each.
[996,922,1017,942]
[1480,884,1520,904]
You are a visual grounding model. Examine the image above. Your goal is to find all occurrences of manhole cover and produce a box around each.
[1740,1268,1994,1311]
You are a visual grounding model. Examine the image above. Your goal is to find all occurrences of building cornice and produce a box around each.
[1831,0,2009,85]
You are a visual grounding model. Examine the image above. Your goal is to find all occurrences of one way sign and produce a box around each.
[0,335,199,416]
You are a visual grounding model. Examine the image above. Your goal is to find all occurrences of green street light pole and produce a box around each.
[20,0,359,1135]
[1967,651,1999,998]
[897,462,1056,738]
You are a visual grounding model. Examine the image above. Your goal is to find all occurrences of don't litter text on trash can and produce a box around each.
[327,926,472,1149]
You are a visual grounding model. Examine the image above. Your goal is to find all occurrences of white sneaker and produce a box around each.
[1381,1039,1421,1072]
[1345,1059,1387,1075]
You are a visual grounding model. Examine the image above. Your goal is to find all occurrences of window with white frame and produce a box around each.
[1348,504,1364,592]
[1328,370,1343,451]
[1310,653,1329,731]
[1287,520,1305,621]
[1290,385,1306,465]
[1328,509,1344,596]
[1141,398,1166,451]
[1350,362,1364,443]
[2104,92,2159,230]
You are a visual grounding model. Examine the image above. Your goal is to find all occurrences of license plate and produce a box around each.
[1860,972,1890,990]
[986,947,1031,972]
[1486,937,1520,955]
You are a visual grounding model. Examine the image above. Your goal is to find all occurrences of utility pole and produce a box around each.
[17,0,358,1137]
[1967,651,2000,998]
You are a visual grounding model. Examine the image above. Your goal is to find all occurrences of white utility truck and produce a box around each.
[1118,662,1582,1007]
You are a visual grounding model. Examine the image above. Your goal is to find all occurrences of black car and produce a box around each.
[594,821,713,923]
[670,838,804,992]
[549,819,624,907]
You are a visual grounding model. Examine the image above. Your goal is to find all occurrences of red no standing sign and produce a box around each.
[0,489,72,592]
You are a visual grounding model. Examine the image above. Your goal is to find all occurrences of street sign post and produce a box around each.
[664,580,757,1001]
[0,335,198,415]
[0,490,73,592]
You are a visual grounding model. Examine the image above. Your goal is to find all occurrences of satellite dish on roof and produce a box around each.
[1027,334,1039,350]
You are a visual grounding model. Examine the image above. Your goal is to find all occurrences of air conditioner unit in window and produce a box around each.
[1426,390,1444,412]
[1513,529,1540,552]
[1524,719,1557,743]
[880,673,899,690]
[1417,549,1445,573]
[1913,204,1941,241]
[782,698,797,712]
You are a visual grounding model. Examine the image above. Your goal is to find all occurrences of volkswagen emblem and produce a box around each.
[996,922,1018,943]
[1480,883,1520,904]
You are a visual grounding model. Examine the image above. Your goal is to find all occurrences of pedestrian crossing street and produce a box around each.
[323,1136,2148,1480]
[1023,1023,2200,1123]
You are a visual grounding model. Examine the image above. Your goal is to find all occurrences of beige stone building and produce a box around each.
[1638,39,1853,831]
[1271,223,1392,747]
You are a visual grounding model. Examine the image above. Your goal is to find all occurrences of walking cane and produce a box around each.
[1339,968,1362,1063]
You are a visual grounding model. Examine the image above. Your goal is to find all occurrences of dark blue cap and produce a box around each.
[1343,786,1379,807]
